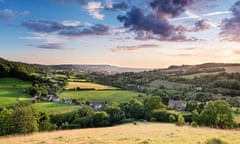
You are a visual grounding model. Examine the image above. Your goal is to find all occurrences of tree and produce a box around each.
[92,112,109,127]
[105,105,125,123]
[121,99,145,119]
[144,96,165,111]
[199,100,235,128]
[0,108,13,135]
[12,105,38,134]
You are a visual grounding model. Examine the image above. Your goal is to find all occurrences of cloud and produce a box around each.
[117,7,197,41]
[220,0,240,41]
[0,9,29,21]
[86,2,104,20]
[29,43,72,50]
[22,20,65,33]
[59,23,110,37]
[55,0,88,5]
[110,44,160,52]
[62,20,81,26]
[19,32,61,43]
[170,54,195,57]
[192,19,211,32]
[105,2,129,11]
[22,20,110,37]
[150,0,195,18]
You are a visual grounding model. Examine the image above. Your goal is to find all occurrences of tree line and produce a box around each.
[0,97,238,136]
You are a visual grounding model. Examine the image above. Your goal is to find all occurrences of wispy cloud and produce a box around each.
[220,1,240,42]
[170,54,196,57]
[22,20,110,37]
[111,44,160,52]
[86,2,104,20]
[170,11,231,26]
[28,43,73,50]
[0,9,29,21]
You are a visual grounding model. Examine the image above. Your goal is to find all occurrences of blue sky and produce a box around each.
[1,0,240,68]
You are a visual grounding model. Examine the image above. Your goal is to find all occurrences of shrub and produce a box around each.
[169,114,176,123]
[205,138,228,144]
[191,121,198,128]
[176,115,185,126]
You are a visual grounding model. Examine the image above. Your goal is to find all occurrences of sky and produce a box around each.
[1,0,240,68]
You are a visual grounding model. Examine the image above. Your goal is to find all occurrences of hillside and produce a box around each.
[0,123,239,144]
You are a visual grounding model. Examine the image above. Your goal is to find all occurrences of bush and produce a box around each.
[146,109,178,122]
[191,121,198,128]
[205,138,228,144]
[169,114,176,123]
[176,115,185,126]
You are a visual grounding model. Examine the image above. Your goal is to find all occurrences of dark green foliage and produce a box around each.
[37,112,56,131]
[144,96,165,111]
[92,112,109,127]
[146,109,178,122]
[121,99,145,119]
[205,138,228,144]
[12,105,39,134]
[200,100,235,128]
[192,109,199,124]
[105,105,125,123]
[0,108,13,135]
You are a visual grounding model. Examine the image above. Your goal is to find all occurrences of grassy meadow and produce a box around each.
[65,81,117,90]
[60,90,144,103]
[32,102,80,114]
[0,123,239,144]
[149,79,191,89]
[0,77,31,107]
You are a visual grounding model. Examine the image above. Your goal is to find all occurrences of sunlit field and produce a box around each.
[0,78,31,107]
[65,81,117,90]
[0,123,239,144]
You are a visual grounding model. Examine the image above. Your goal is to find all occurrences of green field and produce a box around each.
[32,102,80,114]
[60,90,144,103]
[148,79,191,89]
[0,77,31,107]
[180,72,219,79]
[1,123,239,144]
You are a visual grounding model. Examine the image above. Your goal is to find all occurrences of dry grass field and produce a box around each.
[65,82,117,90]
[0,123,239,144]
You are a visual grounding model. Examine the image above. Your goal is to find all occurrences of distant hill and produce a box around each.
[51,64,150,74]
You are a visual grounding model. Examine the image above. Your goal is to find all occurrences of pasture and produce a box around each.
[180,72,219,79]
[0,77,31,107]
[65,81,117,90]
[59,90,143,103]
[32,102,80,114]
[148,79,191,89]
[0,123,239,144]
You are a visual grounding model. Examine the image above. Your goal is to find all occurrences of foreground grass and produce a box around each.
[60,90,143,103]
[0,77,31,107]
[0,123,239,144]
[32,102,80,114]
[65,81,117,90]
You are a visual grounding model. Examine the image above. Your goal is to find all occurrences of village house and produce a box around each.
[89,102,104,110]
[64,99,73,104]
[168,100,186,111]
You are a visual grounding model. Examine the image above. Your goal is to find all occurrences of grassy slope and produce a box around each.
[60,90,143,103]
[32,102,80,114]
[0,77,31,107]
[149,79,191,89]
[65,81,117,90]
[0,123,239,144]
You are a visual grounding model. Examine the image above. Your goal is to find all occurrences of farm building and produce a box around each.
[89,102,104,110]
[168,100,186,111]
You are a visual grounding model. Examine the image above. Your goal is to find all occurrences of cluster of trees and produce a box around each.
[0,57,50,80]
[0,104,55,136]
